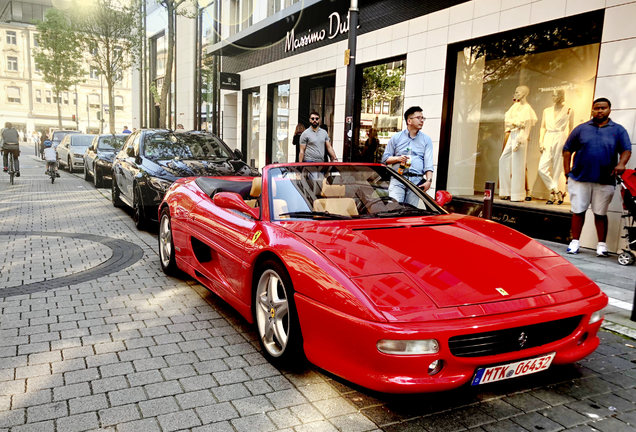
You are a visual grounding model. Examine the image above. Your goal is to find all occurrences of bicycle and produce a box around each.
[6,151,16,185]
[47,161,56,183]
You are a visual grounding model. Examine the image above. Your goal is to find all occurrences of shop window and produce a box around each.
[6,31,17,45]
[442,11,603,205]
[268,82,290,164]
[245,89,260,167]
[7,56,18,71]
[356,58,406,163]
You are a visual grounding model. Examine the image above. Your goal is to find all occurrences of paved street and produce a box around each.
[1,154,635,432]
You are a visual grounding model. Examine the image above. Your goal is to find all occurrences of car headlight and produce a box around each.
[589,309,605,325]
[377,339,439,355]
[149,177,173,192]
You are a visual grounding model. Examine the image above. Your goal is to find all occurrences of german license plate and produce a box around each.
[471,352,556,385]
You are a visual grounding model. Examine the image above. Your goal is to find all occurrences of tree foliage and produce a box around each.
[361,64,405,102]
[72,0,143,134]
[33,8,85,128]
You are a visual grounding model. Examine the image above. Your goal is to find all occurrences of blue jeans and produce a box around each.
[388,175,421,206]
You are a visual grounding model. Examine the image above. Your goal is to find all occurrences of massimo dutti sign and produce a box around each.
[284,11,349,53]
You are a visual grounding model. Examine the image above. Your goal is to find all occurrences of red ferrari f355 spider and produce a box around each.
[158,163,607,393]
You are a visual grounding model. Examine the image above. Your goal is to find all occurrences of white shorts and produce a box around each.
[567,178,615,215]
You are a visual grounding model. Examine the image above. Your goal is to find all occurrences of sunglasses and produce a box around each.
[310,117,320,120]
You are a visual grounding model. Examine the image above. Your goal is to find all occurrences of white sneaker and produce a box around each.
[596,242,609,257]
[567,239,580,254]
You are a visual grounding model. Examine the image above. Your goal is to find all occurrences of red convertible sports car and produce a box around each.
[158,163,607,393]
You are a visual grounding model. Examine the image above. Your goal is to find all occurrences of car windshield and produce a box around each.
[98,135,125,151]
[143,132,234,160]
[71,135,95,150]
[268,165,445,220]
[52,131,79,143]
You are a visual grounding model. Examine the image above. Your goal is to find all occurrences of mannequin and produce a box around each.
[537,89,573,204]
[499,85,537,201]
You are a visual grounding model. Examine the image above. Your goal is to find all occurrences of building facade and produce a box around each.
[136,0,636,253]
[1,0,133,138]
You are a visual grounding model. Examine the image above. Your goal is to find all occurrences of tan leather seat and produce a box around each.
[245,177,262,208]
[313,178,358,216]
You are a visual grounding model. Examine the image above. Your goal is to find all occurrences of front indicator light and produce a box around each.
[377,339,439,355]
[589,310,604,325]
[428,360,443,375]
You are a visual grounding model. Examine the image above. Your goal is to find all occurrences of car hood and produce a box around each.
[286,214,595,311]
[154,159,255,178]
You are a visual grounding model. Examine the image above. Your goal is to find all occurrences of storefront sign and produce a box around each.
[220,72,240,91]
[285,11,349,53]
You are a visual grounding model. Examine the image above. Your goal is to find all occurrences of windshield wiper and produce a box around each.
[278,211,351,220]
[371,207,438,217]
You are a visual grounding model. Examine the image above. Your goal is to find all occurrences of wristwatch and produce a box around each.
[423,178,431,183]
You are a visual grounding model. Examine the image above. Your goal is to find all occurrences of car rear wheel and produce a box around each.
[254,260,304,367]
[112,179,124,208]
[93,165,103,188]
[158,207,178,275]
[133,186,147,230]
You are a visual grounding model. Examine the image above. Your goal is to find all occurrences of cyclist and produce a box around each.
[1,122,20,177]
[43,140,60,177]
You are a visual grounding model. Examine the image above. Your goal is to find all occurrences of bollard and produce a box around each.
[483,181,495,219]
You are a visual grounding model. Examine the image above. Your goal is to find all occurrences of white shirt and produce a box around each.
[44,147,57,162]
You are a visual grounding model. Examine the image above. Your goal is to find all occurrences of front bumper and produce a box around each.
[295,292,607,393]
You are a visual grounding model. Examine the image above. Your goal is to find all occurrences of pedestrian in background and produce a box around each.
[298,111,338,163]
[563,97,632,256]
[382,106,434,205]
[292,123,305,162]
[122,126,132,134]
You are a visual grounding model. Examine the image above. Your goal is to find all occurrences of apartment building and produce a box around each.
[1,0,133,137]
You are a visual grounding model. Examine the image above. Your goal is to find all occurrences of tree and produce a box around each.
[72,0,143,134]
[155,0,191,128]
[34,8,85,129]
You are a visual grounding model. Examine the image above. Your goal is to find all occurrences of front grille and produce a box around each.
[448,316,582,357]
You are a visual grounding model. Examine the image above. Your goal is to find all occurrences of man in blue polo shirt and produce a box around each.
[563,97,632,256]
[382,106,434,206]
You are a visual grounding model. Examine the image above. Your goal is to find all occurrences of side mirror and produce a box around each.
[233,148,243,160]
[126,147,135,157]
[213,192,260,219]
[435,190,453,207]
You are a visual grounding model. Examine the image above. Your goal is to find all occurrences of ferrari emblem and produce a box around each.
[518,331,528,348]
[251,231,262,244]
[496,288,509,296]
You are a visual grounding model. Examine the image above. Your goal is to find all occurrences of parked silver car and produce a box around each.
[57,134,96,173]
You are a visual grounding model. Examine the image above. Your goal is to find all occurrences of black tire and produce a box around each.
[158,207,178,275]
[68,157,73,173]
[111,180,124,208]
[93,165,103,188]
[133,186,147,230]
[84,162,91,181]
[254,260,304,368]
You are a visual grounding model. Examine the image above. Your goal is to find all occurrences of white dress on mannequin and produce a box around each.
[499,102,537,201]
[537,105,572,193]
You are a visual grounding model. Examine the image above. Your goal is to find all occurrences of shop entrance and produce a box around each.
[298,72,335,162]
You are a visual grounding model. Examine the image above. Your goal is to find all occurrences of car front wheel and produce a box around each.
[254,260,304,367]
[84,162,91,181]
[158,207,178,275]
[112,179,124,208]
[133,186,147,230]
[93,165,103,188]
